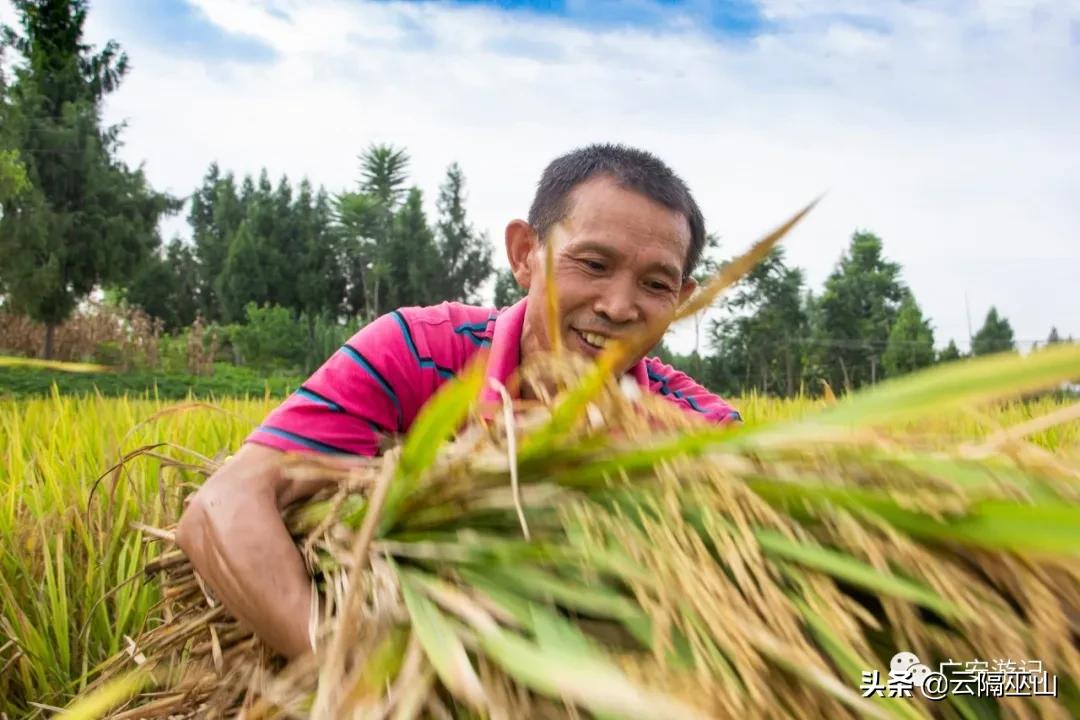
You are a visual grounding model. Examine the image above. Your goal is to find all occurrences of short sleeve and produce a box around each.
[246,313,423,455]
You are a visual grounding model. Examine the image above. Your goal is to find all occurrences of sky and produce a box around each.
[2,0,1078,354]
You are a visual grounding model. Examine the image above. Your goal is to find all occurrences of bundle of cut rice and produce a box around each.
[70,208,1080,719]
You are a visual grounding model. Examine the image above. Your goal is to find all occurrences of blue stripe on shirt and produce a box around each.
[255,424,359,455]
[647,367,706,415]
[454,316,496,347]
[295,385,394,434]
[392,311,455,379]
[339,344,403,428]
[295,386,344,412]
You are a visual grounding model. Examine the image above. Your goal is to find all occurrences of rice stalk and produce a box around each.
[63,342,1080,719]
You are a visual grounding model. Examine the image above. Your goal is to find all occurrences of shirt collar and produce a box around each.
[478,297,649,406]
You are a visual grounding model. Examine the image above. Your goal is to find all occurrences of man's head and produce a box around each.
[506,144,705,375]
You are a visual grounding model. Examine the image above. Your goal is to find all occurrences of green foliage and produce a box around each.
[336,144,416,319]
[0,362,302,398]
[124,238,201,331]
[0,0,177,356]
[971,306,1015,356]
[433,162,494,304]
[881,294,935,377]
[709,247,810,397]
[0,148,29,203]
[937,339,963,363]
[228,303,360,373]
[216,222,280,323]
[228,303,306,370]
[493,268,526,307]
[386,187,440,308]
[812,231,907,391]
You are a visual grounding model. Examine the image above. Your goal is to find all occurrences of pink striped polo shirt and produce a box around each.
[247,298,740,456]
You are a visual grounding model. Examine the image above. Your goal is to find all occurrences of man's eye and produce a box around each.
[582,260,605,272]
[647,281,673,293]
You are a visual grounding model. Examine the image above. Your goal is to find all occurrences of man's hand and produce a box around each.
[175,443,336,659]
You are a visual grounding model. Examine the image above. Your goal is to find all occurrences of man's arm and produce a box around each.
[175,443,331,659]
[174,312,424,658]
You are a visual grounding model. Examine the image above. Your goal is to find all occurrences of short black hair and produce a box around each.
[527,143,706,279]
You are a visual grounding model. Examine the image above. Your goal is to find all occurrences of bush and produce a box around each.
[230,303,362,374]
[0,363,303,399]
[229,304,308,371]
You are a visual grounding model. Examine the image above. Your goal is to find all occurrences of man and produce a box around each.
[176,144,740,659]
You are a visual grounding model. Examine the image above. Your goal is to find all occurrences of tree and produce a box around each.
[216,221,281,322]
[1047,327,1061,345]
[812,231,907,391]
[358,144,409,206]
[188,163,241,320]
[294,181,345,319]
[125,237,200,331]
[709,247,810,397]
[881,294,935,377]
[335,144,411,320]
[938,339,962,363]
[433,163,493,304]
[0,150,28,205]
[0,0,176,356]
[971,307,1015,356]
[493,268,525,307]
[387,187,440,308]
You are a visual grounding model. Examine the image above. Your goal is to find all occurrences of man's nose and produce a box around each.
[594,277,640,325]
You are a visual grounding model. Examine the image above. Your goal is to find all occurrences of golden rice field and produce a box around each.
[1,386,1078,717]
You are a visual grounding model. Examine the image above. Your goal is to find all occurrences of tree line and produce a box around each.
[668,235,1068,397]
[0,0,1070,395]
[126,147,495,331]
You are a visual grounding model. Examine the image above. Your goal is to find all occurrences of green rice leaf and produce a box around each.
[397,570,486,708]
[748,477,1080,554]
[382,356,487,531]
[465,617,711,720]
[57,671,149,719]
[755,529,966,619]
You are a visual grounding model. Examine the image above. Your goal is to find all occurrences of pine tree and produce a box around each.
[938,339,962,363]
[813,231,907,390]
[217,221,281,322]
[710,248,810,397]
[389,187,439,308]
[882,294,935,377]
[0,0,176,356]
[434,163,493,304]
[971,307,1016,356]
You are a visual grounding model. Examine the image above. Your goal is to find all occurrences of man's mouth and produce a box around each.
[573,328,609,350]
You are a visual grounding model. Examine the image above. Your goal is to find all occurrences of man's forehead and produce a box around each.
[561,178,690,243]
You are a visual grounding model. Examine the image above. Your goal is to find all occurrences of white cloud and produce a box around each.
[9,0,1080,352]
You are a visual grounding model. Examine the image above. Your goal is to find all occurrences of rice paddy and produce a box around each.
[2,357,1078,718]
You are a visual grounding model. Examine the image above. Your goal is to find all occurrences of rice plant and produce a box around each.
[46,339,1079,720]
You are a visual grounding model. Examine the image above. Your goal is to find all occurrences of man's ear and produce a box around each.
[677,276,698,307]
[505,219,538,289]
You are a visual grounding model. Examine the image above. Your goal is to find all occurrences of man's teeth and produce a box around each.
[581,331,607,348]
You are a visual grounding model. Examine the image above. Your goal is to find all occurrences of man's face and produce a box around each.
[508,175,697,376]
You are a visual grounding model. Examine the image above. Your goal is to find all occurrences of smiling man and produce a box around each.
[176,144,740,658]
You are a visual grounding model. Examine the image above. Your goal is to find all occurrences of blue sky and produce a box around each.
[94,0,768,60]
[2,0,1078,350]
[85,0,278,62]
[451,0,767,34]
